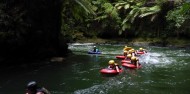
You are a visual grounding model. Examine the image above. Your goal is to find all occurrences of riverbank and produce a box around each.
[75,37,190,48]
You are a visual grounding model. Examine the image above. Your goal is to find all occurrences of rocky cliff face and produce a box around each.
[0,0,68,64]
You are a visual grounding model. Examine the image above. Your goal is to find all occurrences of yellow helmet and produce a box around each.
[131,49,135,52]
[139,48,143,51]
[115,63,119,65]
[124,50,127,53]
[109,60,115,65]
[125,46,128,48]
[128,50,132,53]
[131,57,136,61]
[127,54,132,58]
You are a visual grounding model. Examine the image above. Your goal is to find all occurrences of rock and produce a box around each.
[131,42,150,46]
[50,57,65,63]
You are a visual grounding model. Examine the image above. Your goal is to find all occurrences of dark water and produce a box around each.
[0,43,190,94]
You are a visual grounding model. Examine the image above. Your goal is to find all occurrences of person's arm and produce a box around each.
[124,57,128,60]
[116,66,120,73]
[144,50,147,53]
[136,61,139,68]
[108,66,111,69]
[132,53,135,57]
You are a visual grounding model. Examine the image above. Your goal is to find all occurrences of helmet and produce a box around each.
[94,46,96,48]
[127,54,132,58]
[124,51,127,53]
[108,60,115,65]
[131,49,135,52]
[139,48,143,51]
[26,81,37,90]
[131,57,136,61]
[125,46,127,48]
[128,50,132,53]
[115,63,119,65]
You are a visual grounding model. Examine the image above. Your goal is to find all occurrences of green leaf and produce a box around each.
[129,7,139,15]
[118,30,123,35]
[94,15,108,20]
[149,5,161,11]
[103,3,114,13]
[131,10,140,23]
[139,5,161,18]
[75,0,96,15]
[122,23,131,31]
[117,6,122,10]
[124,4,130,9]
[139,12,156,18]
[122,16,130,25]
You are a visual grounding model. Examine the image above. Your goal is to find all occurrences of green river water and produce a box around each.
[0,43,190,94]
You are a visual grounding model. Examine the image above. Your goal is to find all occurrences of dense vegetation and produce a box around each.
[0,0,189,64]
[62,0,190,41]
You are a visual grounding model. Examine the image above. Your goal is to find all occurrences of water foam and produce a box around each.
[139,52,176,66]
[73,77,128,94]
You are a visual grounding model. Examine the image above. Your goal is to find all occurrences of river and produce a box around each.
[0,43,190,94]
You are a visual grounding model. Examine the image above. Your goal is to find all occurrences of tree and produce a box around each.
[166,2,190,37]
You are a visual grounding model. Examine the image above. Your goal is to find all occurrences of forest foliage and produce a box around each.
[61,0,190,41]
[0,0,189,63]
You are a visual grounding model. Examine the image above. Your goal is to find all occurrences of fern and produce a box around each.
[75,0,96,15]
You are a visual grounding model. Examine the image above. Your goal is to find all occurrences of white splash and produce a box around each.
[73,77,127,94]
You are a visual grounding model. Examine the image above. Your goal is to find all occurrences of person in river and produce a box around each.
[25,81,51,94]
[108,60,121,72]
[131,49,137,56]
[125,54,132,60]
[143,48,147,53]
[131,56,139,68]
[137,48,147,53]
[127,50,133,56]
[93,46,99,52]
[108,60,115,69]
[123,50,128,56]
[123,46,132,52]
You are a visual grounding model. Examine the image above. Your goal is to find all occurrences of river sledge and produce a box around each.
[100,68,123,76]
[122,63,142,69]
[88,51,102,54]
[121,60,131,63]
[116,55,125,59]
[136,51,146,55]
